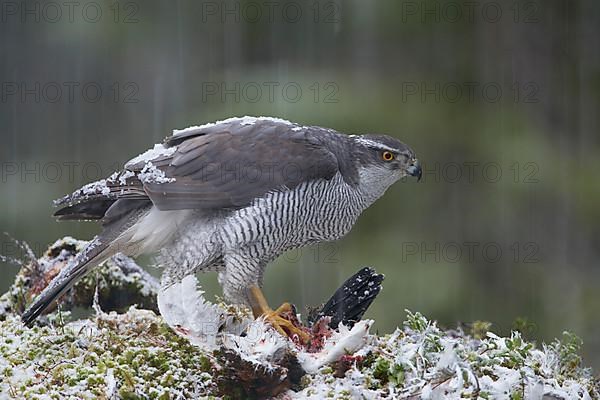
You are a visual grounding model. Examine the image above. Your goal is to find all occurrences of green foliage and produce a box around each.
[511,317,537,339]
[404,309,429,332]
[470,320,492,340]
[502,332,533,369]
[367,357,407,388]
[554,331,584,380]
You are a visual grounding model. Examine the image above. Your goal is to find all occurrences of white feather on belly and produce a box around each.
[122,207,192,255]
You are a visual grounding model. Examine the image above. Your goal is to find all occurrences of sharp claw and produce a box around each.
[261,305,310,343]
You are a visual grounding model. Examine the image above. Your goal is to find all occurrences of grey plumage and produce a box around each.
[22,116,421,325]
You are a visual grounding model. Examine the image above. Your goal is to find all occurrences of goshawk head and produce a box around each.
[353,134,422,184]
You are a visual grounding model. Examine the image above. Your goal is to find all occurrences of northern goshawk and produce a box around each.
[22,116,421,338]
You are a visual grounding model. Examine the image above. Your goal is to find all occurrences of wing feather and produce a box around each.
[143,120,341,210]
[54,118,346,218]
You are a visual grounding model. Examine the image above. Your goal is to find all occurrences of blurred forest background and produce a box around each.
[1,0,599,366]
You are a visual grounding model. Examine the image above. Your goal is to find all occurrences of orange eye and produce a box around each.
[382,151,394,161]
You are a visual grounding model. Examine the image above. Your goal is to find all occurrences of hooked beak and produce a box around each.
[407,159,422,181]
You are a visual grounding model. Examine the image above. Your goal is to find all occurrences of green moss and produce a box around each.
[321,366,334,375]
[372,357,391,383]
[0,309,218,398]
[1,305,598,399]
[371,357,405,387]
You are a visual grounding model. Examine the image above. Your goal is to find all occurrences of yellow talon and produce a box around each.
[246,286,310,343]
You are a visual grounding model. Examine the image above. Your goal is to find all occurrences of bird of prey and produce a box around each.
[22,116,421,339]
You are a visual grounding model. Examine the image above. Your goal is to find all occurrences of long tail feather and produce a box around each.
[21,237,114,325]
[22,199,153,325]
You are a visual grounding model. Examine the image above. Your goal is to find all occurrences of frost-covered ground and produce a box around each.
[0,237,598,399]
[288,311,598,399]
[1,305,597,399]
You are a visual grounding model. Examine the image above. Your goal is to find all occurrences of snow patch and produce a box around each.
[125,143,177,169]
[80,179,111,196]
[138,162,175,184]
[172,116,294,136]
[105,368,116,398]
[117,170,135,185]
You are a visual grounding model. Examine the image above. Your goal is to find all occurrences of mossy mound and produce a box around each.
[1,236,598,399]
[1,309,215,399]
[1,309,598,399]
